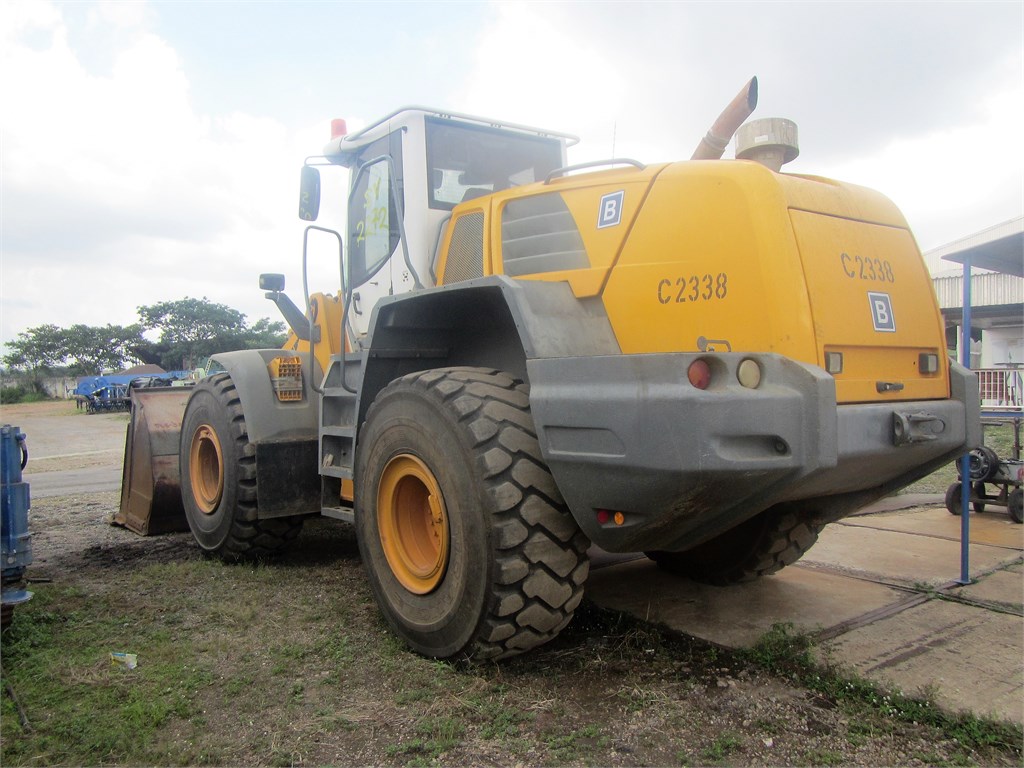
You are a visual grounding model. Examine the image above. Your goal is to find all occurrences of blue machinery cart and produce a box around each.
[1,425,33,629]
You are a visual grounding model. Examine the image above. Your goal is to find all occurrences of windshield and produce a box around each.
[425,117,563,210]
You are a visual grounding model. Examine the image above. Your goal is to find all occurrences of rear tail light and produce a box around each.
[687,359,712,389]
[824,351,844,374]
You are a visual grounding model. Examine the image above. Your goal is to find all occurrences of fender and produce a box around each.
[354,275,621,430]
[207,348,322,518]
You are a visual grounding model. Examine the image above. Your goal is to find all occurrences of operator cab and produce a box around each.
[300,108,575,337]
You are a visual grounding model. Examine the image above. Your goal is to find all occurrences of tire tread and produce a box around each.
[185,373,303,560]
[368,367,590,659]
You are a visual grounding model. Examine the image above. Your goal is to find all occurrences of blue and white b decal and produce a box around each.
[868,291,896,332]
[597,190,624,229]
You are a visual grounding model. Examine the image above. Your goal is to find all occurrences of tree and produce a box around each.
[2,323,150,379]
[244,317,291,349]
[2,324,66,374]
[62,323,150,374]
[2,299,287,381]
[137,297,286,370]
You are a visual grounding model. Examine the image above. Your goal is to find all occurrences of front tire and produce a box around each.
[355,367,590,660]
[179,373,303,560]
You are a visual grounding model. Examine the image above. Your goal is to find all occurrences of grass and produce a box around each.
[542,723,608,762]
[3,517,1022,767]
[700,732,743,763]
[386,716,466,764]
[743,623,1023,759]
[0,587,211,765]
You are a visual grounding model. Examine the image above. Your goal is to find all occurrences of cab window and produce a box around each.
[425,117,562,211]
[348,133,403,286]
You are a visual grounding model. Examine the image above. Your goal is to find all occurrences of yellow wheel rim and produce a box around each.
[189,424,224,514]
[377,454,449,595]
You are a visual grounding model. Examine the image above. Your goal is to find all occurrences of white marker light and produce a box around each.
[825,352,844,375]
[737,359,762,389]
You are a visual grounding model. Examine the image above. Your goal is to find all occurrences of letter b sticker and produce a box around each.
[598,190,624,229]
[868,292,896,332]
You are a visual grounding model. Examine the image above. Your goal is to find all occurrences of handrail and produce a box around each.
[544,158,645,184]
[302,225,344,396]
[337,106,580,148]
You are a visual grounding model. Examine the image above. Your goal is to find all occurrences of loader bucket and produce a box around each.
[115,387,192,535]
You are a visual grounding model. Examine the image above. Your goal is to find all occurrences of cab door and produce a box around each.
[347,155,402,337]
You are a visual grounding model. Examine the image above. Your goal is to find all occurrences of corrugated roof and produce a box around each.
[928,216,1024,277]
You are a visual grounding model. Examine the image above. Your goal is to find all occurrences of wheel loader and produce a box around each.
[119,78,980,660]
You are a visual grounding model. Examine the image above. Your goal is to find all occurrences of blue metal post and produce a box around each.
[957,259,973,585]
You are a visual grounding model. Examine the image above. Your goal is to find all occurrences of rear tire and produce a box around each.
[646,504,823,586]
[355,367,589,660]
[180,373,303,560]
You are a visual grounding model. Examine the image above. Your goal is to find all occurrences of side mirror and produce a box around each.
[259,273,285,292]
[299,165,321,221]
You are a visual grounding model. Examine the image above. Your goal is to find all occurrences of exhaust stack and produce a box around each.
[691,77,758,160]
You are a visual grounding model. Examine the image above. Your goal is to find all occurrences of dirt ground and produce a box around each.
[2,400,1019,766]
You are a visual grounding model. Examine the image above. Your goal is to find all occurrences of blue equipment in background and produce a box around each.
[1,424,33,629]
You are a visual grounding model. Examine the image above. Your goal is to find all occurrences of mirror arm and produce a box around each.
[264,291,310,341]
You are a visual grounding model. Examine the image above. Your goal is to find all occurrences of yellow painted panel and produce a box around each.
[601,162,816,361]
[783,173,910,227]
[488,165,664,296]
[825,345,946,403]
[790,209,948,401]
[514,267,607,296]
[283,291,347,375]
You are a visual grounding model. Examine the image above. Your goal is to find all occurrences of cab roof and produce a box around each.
[322,106,579,159]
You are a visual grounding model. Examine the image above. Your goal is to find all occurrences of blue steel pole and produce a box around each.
[958,259,972,585]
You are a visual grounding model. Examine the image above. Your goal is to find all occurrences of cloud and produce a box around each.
[827,72,1024,260]
[457,1,1023,253]
[0,1,305,345]
[2,0,1021,354]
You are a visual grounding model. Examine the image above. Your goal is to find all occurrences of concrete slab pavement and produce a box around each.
[586,558,909,648]
[585,504,1024,725]
[959,562,1023,609]
[801,519,1017,587]
[829,598,1023,724]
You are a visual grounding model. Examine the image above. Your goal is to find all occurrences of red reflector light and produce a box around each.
[331,118,348,139]
[595,509,626,526]
[687,359,712,389]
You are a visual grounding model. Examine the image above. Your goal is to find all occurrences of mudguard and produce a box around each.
[208,349,322,518]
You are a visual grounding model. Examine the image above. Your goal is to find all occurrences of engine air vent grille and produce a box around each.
[501,193,589,277]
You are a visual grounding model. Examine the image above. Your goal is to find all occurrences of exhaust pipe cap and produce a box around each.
[736,117,799,171]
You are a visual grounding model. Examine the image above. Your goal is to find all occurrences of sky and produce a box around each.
[1,0,1022,352]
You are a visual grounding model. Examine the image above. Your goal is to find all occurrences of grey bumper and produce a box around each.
[527,354,978,553]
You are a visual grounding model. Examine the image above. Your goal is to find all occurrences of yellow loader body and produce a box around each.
[439,160,949,405]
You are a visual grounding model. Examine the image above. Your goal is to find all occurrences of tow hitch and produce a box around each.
[893,411,945,446]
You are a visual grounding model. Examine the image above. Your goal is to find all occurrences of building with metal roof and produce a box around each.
[928,216,1023,371]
